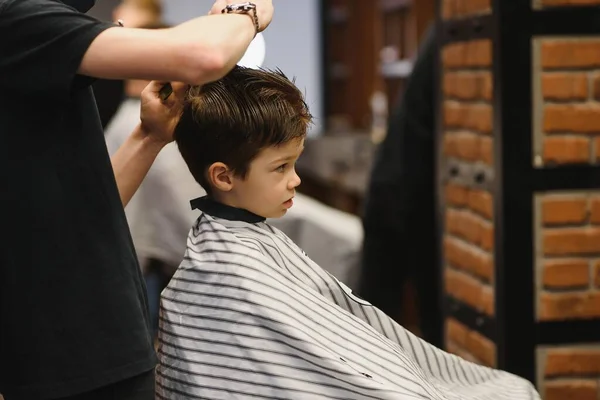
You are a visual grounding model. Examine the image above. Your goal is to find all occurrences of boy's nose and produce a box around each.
[289,170,301,188]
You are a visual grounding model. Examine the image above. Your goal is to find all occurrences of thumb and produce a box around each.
[163,82,188,113]
[170,82,189,103]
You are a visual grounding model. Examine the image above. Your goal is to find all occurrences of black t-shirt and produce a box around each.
[0,1,157,398]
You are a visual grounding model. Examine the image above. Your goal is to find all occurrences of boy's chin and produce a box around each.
[264,209,288,220]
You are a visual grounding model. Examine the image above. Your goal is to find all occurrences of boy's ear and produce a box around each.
[208,162,234,192]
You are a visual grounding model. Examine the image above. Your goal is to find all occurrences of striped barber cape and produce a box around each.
[156,197,540,400]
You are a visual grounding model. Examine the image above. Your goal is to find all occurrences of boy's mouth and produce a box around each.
[283,197,294,209]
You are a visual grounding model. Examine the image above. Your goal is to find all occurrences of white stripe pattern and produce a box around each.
[157,213,540,400]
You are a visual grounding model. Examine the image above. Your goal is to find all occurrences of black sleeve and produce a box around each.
[0,0,115,100]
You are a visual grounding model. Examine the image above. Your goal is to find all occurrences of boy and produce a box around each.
[157,66,540,399]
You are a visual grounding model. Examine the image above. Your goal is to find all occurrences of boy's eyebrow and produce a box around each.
[271,147,305,164]
[271,155,295,164]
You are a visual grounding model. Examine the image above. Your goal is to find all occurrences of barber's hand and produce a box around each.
[139,81,188,146]
[209,0,273,32]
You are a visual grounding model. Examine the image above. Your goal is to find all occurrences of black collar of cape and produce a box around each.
[190,196,266,224]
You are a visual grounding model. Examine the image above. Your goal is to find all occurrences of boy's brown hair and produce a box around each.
[174,66,313,194]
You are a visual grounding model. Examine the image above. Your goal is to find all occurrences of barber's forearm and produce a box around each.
[169,14,256,84]
[111,124,165,207]
[80,14,255,85]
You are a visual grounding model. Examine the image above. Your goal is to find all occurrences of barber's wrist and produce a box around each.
[134,123,169,153]
[221,3,260,36]
[236,11,258,37]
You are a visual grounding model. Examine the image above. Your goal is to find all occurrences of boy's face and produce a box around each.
[230,137,304,219]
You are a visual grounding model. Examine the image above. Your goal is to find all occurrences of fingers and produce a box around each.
[155,82,187,113]
[143,80,161,93]
[253,0,274,31]
[170,82,189,103]
[168,82,189,112]
[141,81,187,112]
[158,83,173,102]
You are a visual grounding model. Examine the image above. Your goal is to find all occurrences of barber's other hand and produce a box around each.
[209,0,273,32]
[139,81,188,146]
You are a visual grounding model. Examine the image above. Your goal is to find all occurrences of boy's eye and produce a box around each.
[276,163,287,172]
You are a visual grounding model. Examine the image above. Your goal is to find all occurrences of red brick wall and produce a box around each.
[441,0,495,364]
[444,184,494,315]
[441,1,600,392]
[441,0,600,387]
[537,193,600,321]
[530,35,600,400]
[533,35,600,330]
[535,38,600,165]
[538,347,600,400]
[446,318,496,367]
[442,38,495,367]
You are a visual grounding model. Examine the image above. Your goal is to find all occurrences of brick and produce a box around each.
[443,40,492,69]
[446,268,481,308]
[543,259,590,288]
[479,220,493,251]
[467,189,493,220]
[541,40,600,69]
[539,292,600,320]
[542,73,588,101]
[444,102,493,134]
[545,380,598,400]
[465,329,496,367]
[446,318,468,348]
[443,134,456,158]
[541,0,600,6]
[479,136,493,165]
[446,209,458,234]
[589,196,600,224]
[446,209,474,244]
[544,104,600,134]
[541,195,588,225]
[480,285,494,316]
[443,71,492,100]
[442,0,491,19]
[545,349,600,376]
[446,209,494,251]
[443,131,480,161]
[444,236,493,281]
[445,268,493,315]
[592,75,600,100]
[445,184,469,207]
[543,227,600,255]
[543,136,590,164]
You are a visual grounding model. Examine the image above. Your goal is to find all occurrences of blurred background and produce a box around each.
[88,1,600,399]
